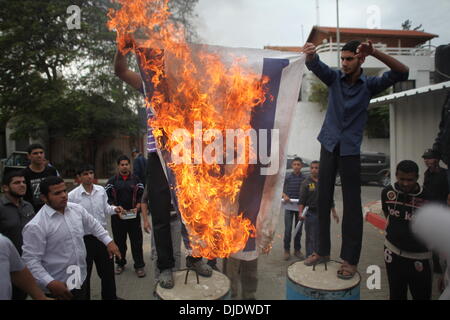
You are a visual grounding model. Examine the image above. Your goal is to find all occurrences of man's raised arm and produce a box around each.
[357,40,409,74]
[114,38,143,91]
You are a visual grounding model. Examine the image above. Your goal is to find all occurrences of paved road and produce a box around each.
[90,185,442,300]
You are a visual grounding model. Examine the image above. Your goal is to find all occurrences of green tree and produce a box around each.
[308,80,328,111]
[0,0,199,168]
[401,19,424,31]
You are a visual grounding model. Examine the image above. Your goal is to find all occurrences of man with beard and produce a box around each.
[302,40,409,279]
[0,171,35,299]
[22,176,121,300]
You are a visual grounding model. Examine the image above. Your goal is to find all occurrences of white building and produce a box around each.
[370,81,450,184]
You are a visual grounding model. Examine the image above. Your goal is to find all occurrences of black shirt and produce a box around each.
[105,174,144,210]
[22,165,59,212]
[299,176,335,210]
[423,167,448,204]
[0,195,35,253]
[381,183,429,253]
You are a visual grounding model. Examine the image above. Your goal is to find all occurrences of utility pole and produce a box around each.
[336,0,341,67]
[316,0,320,26]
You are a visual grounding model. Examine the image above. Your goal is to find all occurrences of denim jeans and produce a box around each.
[305,210,320,258]
[284,210,302,252]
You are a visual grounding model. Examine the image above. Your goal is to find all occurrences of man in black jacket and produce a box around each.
[381,160,432,300]
[105,155,145,278]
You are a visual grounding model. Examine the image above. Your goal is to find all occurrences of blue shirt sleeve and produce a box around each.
[367,70,409,96]
[305,54,338,87]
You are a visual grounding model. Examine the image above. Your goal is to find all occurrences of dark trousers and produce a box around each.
[317,145,363,265]
[12,285,27,300]
[384,247,432,300]
[305,210,319,258]
[111,214,145,269]
[147,152,175,271]
[84,235,117,300]
[283,210,302,251]
[46,281,88,300]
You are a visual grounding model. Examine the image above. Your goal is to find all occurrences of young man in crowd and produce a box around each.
[105,155,146,278]
[22,144,59,212]
[298,161,339,264]
[422,148,449,205]
[69,165,124,300]
[0,233,48,300]
[421,148,449,274]
[282,157,306,261]
[381,160,432,300]
[132,148,147,187]
[0,171,35,299]
[22,176,121,300]
[302,39,409,279]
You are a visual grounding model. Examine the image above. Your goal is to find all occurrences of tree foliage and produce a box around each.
[401,19,424,32]
[0,0,199,166]
[308,80,328,111]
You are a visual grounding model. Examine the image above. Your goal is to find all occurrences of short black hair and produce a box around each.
[342,40,361,54]
[311,160,320,166]
[117,155,130,165]
[396,160,419,176]
[27,143,45,154]
[292,157,303,164]
[2,170,24,186]
[76,164,95,176]
[40,176,64,196]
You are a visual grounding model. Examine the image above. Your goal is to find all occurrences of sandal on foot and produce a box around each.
[159,269,174,289]
[337,263,357,280]
[304,253,330,266]
[115,265,125,275]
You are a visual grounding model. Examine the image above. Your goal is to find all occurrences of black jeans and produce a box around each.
[317,145,363,265]
[84,235,117,300]
[11,285,27,300]
[147,152,175,271]
[111,214,145,269]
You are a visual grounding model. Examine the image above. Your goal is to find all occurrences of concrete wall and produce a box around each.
[287,100,390,161]
[361,138,390,154]
[287,101,325,161]
[389,90,447,184]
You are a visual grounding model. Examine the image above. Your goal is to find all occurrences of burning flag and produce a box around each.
[108,0,306,260]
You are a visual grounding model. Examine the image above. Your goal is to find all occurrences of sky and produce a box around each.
[193,0,450,49]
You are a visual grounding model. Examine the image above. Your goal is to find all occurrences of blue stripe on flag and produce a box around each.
[238,58,290,252]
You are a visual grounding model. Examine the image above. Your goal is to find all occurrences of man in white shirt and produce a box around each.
[68,164,124,300]
[22,176,121,300]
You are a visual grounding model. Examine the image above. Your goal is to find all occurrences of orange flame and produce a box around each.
[108,0,269,259]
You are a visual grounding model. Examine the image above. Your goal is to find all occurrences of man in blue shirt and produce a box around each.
[303,40,409,279]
